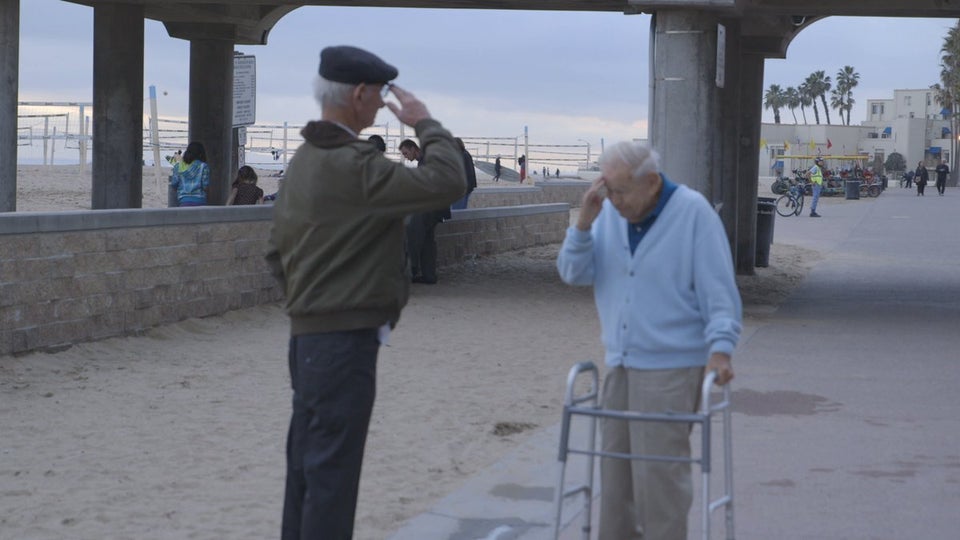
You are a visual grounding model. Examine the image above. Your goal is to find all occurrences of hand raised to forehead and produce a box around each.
[385,85,432,128]
[576,177,606,231]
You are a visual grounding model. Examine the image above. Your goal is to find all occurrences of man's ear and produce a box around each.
[351,83,366,105]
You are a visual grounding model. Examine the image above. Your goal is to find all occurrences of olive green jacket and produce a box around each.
[265,118,466,335]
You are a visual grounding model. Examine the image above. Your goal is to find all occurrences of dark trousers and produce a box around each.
[406,212,438,281]
[281,329,379,540]
[937,178,946,194]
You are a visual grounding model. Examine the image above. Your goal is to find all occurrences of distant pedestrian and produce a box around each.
[226,165,264,205]
[452,138,477,209]
[935,159,949,195]
[902,170,914,189]
[401,139,451,284]
[519,154,526,183]
[494,156,501,182]
[169,141,210,207]
[807,157,824,217]
[367,134,386,153]
[915,161,929,196]
[556,168,560,178]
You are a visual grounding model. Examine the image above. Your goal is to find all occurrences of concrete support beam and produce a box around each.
[736,54,766,274]
[188,40,234,206]
[92,4,144,209]
[0,0,19,212]
[717,18,741,261]
[649,11,723,199]
[650,11,757,271]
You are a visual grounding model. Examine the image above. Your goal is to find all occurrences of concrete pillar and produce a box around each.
[650,12,752,272]
[92,4,144,209]
[717,19,742,260]
[735,54,766,274]
[0,0,19,212]
[649,11,723,197]
[188,40,233,206]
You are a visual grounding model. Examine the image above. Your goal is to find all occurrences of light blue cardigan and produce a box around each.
[557,181,742,370]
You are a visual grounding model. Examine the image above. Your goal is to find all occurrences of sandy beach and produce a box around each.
[1,166,813,539]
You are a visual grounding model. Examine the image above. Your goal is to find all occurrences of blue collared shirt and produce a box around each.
[627,175,678,254]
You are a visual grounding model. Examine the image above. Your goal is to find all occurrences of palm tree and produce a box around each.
[806,71,833,125]
[830,87,846,125]
[937,21,960,185]
[784,87,800,124]
[800,79,819,124]
[835,65,860,125]
[764,84,786,124]
[797,84,811,124]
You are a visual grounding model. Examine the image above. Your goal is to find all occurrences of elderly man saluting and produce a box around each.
[266,46,465,539]
[557,141,741,540]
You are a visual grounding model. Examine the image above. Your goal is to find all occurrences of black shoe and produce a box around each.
[809,212,821,218]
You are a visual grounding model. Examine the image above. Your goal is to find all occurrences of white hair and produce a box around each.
[598,141,661,180]
[312,75,355,109]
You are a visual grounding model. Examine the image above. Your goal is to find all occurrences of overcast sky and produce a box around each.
[16,1,957,150]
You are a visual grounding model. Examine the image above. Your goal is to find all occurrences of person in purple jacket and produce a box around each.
[557,141,741,540]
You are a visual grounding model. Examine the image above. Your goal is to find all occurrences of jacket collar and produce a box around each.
[300,120,359,149]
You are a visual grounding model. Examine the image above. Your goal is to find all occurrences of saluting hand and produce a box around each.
[385,85,431,128]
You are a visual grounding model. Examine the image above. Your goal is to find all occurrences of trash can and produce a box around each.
[845,179,861,200]
[756,197,776,268]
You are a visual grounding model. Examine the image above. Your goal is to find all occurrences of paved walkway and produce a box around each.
[389,185,960,540]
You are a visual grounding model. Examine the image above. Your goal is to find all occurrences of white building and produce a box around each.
[760,88,952,177]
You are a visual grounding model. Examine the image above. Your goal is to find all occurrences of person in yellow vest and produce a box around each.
[807,157,824,217]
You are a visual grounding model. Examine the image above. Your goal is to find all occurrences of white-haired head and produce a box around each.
[598,141,661,181]
[313,75,355,110]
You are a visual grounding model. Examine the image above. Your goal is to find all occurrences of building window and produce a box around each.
[905,96,912,106]
[927,93,931,106]
[910,112,915,118]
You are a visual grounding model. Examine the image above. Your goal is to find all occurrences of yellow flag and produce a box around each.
[809,138,816,151]
[783,140,790,150]
[759,138,767,149]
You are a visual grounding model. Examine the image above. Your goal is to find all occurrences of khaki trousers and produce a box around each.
[598,366,703,540]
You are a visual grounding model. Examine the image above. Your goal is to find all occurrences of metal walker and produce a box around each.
[553,362,735,540]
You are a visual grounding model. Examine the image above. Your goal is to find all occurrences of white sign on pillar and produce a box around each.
[716,24,726,89]
[238,126,247,167]
[233,54,257,127]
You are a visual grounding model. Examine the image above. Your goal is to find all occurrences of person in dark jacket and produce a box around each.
[935,159,949,195]
[451,137,478,209]
[265,45,465,540]
[400,139,451,284]
[226,165,263,205]
[915,161,929,196]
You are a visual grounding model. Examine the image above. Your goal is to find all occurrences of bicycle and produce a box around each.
[775,182,806,217]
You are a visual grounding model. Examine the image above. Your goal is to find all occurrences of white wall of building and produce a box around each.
[761,87,952,178]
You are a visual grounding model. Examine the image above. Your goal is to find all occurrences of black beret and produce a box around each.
[319,46,398,84]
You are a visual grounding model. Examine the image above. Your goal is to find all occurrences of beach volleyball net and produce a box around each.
[17,102,595,176]
[16,102,92,166]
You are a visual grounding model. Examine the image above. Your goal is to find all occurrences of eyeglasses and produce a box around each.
[380,82,393,98]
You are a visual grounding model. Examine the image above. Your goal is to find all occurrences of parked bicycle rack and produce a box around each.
[553,361,735,540]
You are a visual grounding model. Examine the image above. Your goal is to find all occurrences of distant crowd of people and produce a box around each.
[901,159,949,196]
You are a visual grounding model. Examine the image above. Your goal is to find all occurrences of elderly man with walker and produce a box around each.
[557,141,741,539]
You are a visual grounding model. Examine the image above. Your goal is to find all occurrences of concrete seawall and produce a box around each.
[0,201,571,356]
